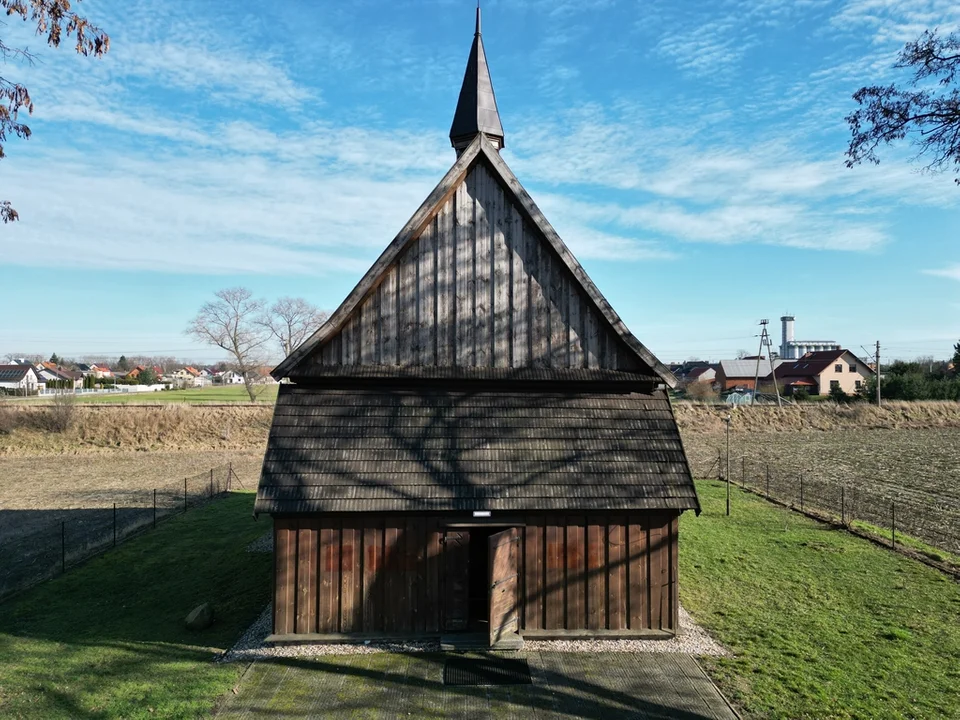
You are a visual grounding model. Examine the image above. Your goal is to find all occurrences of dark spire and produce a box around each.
[449,5,504,154]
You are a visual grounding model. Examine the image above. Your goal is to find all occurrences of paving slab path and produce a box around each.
[215,651,739,719]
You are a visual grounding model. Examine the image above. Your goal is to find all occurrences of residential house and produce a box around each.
[715,357,782,391]
[0,365,41,393]
[36,363,82,389]
[218,370,245,385]
[773,349,875,396]
[255,11,697,648]
[684,365,717,386]
[90,364,114,379]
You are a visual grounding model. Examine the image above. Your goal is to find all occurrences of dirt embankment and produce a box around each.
[0,405,274,456]
[1,400,959,457]
[673,400,960,435]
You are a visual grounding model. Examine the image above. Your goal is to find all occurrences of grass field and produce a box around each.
[77,385,279,404]
[0,492,271,719]
[682,481,960,720]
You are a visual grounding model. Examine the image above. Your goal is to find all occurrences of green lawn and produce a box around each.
[0,493,271,719]
[79,385,278,404]
[682,480,960,720]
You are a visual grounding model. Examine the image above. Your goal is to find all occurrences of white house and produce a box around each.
[0,365,41,393]
[219,370,245,385]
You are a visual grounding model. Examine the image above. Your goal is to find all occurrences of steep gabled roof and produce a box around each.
[274,134,676,387]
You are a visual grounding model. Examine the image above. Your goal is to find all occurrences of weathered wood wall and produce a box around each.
[310,162,641,372]
[272,511,678,637]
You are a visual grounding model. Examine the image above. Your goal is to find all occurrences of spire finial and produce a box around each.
[449,6,504,155]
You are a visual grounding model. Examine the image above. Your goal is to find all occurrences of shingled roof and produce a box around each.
[255,380,698,516]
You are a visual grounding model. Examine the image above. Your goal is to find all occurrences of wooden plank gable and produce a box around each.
[277,135,675,383]
[306,162,642,373]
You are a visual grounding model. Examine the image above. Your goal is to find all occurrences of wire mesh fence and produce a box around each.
[0,464,236,601]
[702,452,960,557]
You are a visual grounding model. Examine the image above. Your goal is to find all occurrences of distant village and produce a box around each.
[669,316,877,403]
[0,356,278,396]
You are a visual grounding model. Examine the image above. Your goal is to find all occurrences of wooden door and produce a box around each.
[488,527,520,646]
[442,530,470,631]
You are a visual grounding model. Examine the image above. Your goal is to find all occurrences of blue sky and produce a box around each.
[1,0,958,364]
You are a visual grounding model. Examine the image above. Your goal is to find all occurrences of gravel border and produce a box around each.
[217,604,728,662]
[522,607,728,656]
[245,532,272,553]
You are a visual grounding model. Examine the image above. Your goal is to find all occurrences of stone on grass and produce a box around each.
[186,603,215,631]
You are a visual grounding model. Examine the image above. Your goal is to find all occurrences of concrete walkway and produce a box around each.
[216,651,739,719]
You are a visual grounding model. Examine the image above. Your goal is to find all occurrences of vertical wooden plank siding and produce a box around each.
[274,520,295,635]
[510,208,528,366]
[649,518,664,631]
[474,166,492,367]
[522,518,543,630]
[362,522,382,632]
[627,517,647,630]
[425,519,442,634]
[318,520,338,633]
[436,202,454,366]
[309,162,647,372]
[295,520,317,634]
[566,518,586,629]
[530,232,549,367]
[545,523,564,630]
[418,217,436,365]
[607,516,626,630]
[550,259,568,368]
[273,512,680,637]
[340,521,360,633]
[491,174,510,367]
[408,517,425,633]
[383,522,402,632]
[586,519,606,630]
[455,180,474,366]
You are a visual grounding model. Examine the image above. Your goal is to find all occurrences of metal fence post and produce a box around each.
[228,462,233,492]
[891,502,896,548]
[113,503,117,547]
[153,489,157,528]
[765,464,770,498]
[800,473,804,512]
[61,521,65,574]
[741,456,745,488]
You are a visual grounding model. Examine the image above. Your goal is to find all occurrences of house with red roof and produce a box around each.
[773,349,874,396]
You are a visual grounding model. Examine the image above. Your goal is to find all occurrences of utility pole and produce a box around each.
[751,320,767,406]
[751,319,782,407]
[875,340,881,407]
[724,415,731,516]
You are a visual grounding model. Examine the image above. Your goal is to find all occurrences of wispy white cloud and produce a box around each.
[923,264,960,282]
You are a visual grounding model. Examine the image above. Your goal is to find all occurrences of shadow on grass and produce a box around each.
[0,493,272,719]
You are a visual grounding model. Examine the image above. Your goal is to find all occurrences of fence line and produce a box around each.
[0,463,237,601]
[709,455,960,557]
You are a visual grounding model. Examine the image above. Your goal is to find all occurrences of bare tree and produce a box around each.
[846,29,960,185]
[186,288,268,402]
[735,349,750,359]
[259,296,328,357]
[1,0,110,222]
